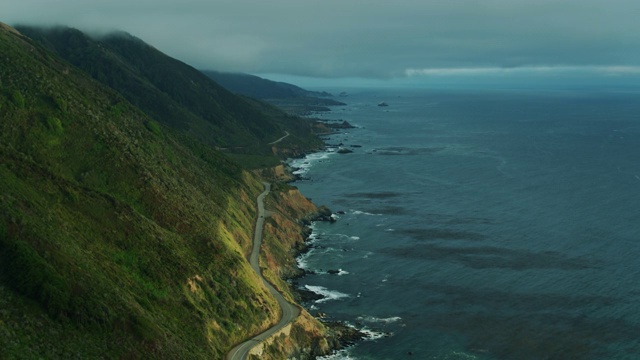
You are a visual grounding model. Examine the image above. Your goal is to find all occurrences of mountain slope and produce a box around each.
[16,26,322,155]
[203,70,346,115]
[202,71,331,99]
[0,24,284,359]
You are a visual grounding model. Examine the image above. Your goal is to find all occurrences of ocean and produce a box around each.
[289,88,640,360]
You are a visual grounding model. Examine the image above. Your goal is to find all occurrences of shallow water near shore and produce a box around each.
[291,88,640,360]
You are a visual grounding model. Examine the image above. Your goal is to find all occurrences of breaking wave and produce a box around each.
[304,285,350,303]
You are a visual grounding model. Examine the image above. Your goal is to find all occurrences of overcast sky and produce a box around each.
[5,0,640,84]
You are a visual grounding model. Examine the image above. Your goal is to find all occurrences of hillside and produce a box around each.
[202,71,345,115]
[0,23,303,358]
[16,26,323,159]
[202,71,330,99]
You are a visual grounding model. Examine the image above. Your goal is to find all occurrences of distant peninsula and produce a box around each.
[202,70,346,115]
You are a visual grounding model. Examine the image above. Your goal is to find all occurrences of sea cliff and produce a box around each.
[219,169,363,360]
[249,163,365,359]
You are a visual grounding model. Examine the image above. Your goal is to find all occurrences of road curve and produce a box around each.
[226,183,301,360]
[268,131,290,145]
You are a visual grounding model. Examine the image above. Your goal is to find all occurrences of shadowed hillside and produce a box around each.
[17,26,323,159]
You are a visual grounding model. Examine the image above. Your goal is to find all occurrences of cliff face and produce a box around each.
[264,184,320,277]
[254,164,294,183]
[257,184,335,359]
[250,312,332,360]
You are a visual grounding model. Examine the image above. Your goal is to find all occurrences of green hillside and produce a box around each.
[16,26,322,158]
[0,24,288,358]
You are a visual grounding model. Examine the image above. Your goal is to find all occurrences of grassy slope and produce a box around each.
[0,25,282,359]
[16,26,322,159]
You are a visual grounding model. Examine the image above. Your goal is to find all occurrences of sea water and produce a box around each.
[290,88,640,360]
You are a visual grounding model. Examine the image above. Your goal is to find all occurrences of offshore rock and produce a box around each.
[337,147,353,154]
[310,205,335,222]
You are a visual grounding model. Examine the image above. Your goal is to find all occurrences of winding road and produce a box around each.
[268,131,290,145]
[226,183,301,360]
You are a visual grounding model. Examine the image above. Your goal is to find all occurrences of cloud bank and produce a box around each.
[5,0,640,80]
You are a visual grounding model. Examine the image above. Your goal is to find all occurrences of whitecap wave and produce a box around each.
[357,315,402,324]
[338,269,350,276]
[447,350,481,359]
[304,285,350,303]
[352,210,381,216]
[296,226,322,270]
[307,230,319,241]
[330,233,360,242]
[317,349,356,360]
[297,247,340,270]
[296,250,313,270]
[289,150,337,176]
[360,327,387,340]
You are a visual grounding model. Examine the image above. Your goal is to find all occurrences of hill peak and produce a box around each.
[0,22,22,36]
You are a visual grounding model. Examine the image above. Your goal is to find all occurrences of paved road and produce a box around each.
[268,131,290,145]
[226,183,301,360]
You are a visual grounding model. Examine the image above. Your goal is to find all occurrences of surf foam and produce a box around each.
[304,285,350,303]
[357,315,402,324]
[289,149,337,176]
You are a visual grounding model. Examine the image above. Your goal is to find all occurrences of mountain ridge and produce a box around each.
[202,70,331,99]
[16,25,323,156]
[202,70,346,115]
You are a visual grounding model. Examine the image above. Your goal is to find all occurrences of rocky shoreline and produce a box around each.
[279,117,372,358]
[252,159,367,359]
[290,206,369,357]
[253,109,373,358]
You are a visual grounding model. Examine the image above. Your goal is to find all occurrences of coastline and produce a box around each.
[289,176,368,359]
[289,116,373,357]
[254,89,640,359]
[254,112,367,359]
